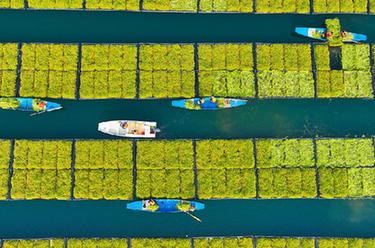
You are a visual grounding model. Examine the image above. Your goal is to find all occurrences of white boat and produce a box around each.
[98,120,158,138]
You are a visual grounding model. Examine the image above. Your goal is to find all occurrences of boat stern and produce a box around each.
[192,202,205,211]
[295,27,309,37]
[230,99,247,108]
[98,121,112,134]
[171,100,186,109]
[126,201,144,211]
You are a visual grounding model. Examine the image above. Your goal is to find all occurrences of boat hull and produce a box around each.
[172,97,247,110]
[295,27,367,43]
[98,120,158,138]
[0,98,62,112]
[127,199,205,213]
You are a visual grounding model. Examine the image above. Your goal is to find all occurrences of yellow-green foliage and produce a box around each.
[316,138,375,168]
[0,140,10,199]
[314,45,330,71]
[68,238,128,247]
[11,140,72,199]
[200,0,252,12]
[342,44,370,71]
[139,44,195,98]
[318,238,375,248]
[313,0,368,13]
[199,44,254,97]
[3,239,64,248]
[256,139,315,168]
[74,140,133,199]
[257,238,315,248]
[80,44,137,99]
[0,0,24,8]
[132,238,191,248]
[86,0,139,10]
[28,0,82,9]
[194,237,253,247]
[143,0,196,11]
[136,140,194,198]
[256,0,310,13]
[20,44,78,99]
[0,44,18,97]
[257,44,314,98]
[196,140,256,198]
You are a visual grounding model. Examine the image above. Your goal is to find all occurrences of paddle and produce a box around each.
[30,110,46,116]
[185,211,202,222]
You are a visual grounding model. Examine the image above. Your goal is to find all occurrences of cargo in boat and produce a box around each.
[0,97,62,113]
[127,199,205,213]
[98,120,158,138]
[295,27,367,43]
[172,97,247,110]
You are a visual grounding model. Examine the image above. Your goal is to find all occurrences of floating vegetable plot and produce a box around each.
[2,239,65,248]
[194,237,252,247]
[256,44,314,98]
[196,140,256,198]
[136,140,194,198]
[74,140,133,200]
[318,238,375,247]
[314,44,373,98]
[0,44,18,97]
[257,238,315,247]
[80,44,137,99]
[198,44,255,97]
[11,140,72,200]
[0,0,23,8]
[139,44,195,98]
[20,44,78,99]
[27,0,82,9]
[85,0,139,10]
[143,0,196,12]
[256,0,310,13]
[199,0,252,12]
[132,238,191,248]
[313,0,368,13]
[0,140,10,200]
[68,238,128,247]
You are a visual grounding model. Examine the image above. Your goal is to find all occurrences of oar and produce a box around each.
[185,211,202,222]
[30,111,46,116]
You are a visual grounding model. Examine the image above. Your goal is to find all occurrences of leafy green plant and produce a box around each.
[342,44,370,71]
[325,18,342,47]
[318,238,375,248]
[20,44,78,99]
[256,139,315,168]
[80,44,137,99]
[68,238,129,247]
[0,44,18,97]
[132,238,191,248]
[28,0,82,9]
[86,0,139,10]
[3,239,65,248]
[0,0,24,8]
[200,0,252,12]
[142,0,197,11]
[314,45,330,71]
[316,138,375,168]
[259,168,316,198]
[0,98,20,109]
[257,238,315,248]
[194,237,253,248]
[139,44,195,98]
[256,0,310,13]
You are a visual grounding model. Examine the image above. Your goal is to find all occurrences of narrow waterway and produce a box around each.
[0,10,373,43]
[0,98,374,139]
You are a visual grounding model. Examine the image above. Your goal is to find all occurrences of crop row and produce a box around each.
[1,138,375,200]
[3,237,375,248]
[3,0,375,13]
[1,43,375,99]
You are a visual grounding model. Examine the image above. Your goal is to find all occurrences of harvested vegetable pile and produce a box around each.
[325,18,343,47]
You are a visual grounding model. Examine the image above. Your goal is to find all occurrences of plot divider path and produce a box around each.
[312,138,320,197]
[194,43,200,97]
[135,44,141,99]
[310,43,318,98]
[252,138,259,198]
[132,140,137,200]
[15,43,23,97]
[370,45,375,98]
[252,43,259,98]
[70,140,76,200]
[75,44,82,100]
[7,140,14,200]
[192,140,199,199]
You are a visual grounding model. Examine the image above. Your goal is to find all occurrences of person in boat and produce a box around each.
[197,98,205,105]
[210,96,217,103]
[325,31,333,38]
[121,122,128,129]
[341,31,347,38]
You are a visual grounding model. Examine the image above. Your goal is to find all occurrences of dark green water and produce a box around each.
[0,99,374,139]
[0,10,373,43]
[1,199,375,238]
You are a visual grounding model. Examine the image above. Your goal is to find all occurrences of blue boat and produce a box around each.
[295,27,367,43]
[127,199,205,213]
[172,97,247,110]
[0,97,62,114]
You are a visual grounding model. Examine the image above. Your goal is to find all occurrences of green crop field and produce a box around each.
[256,238,315,248]
[139,44,195,98]
[20,44,78,99]
[198,44,254,97]
[69,238,128,247]
[0,140,10,199]
[27,0,82,9]
[3,239,65,248]
[200,0,252,12]
[11,140,72,200]
[132,238,191,248]
[0,0,24,8]
[313,0,368,13]
[74,140,133,200]
[136,140,194,198]
[256,44,314,98]
[0,44,18,97]
[85,0,139,10]
[143,0,197,12]
[256,0,310,13]
[80,44,137,99]
[196,140,256,198]
[195,237,252,247]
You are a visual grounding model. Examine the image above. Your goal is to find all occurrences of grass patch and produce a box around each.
[3,239,65,248]
[256,0,310,13]
[256,44,314,98]
[143,0,197,11]
[194,237,253,247]
[200,0,253,12]
[313,0,367,13]
[139,44,195,98]
[136,140,194,198]
[74,140,133,200]
[198,44,255,97]
[257,238,315,248]
[80,44,137,99]
[20,44,78,99]
[0,44,18,97]
[256,139,315,168]
[86,0,139,10]
[11,140,71,200]
[316,138,375,168]
[28,0,82,9]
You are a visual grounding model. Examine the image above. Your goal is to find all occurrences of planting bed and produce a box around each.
[256,0,310,13]
[0,44,18,97]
